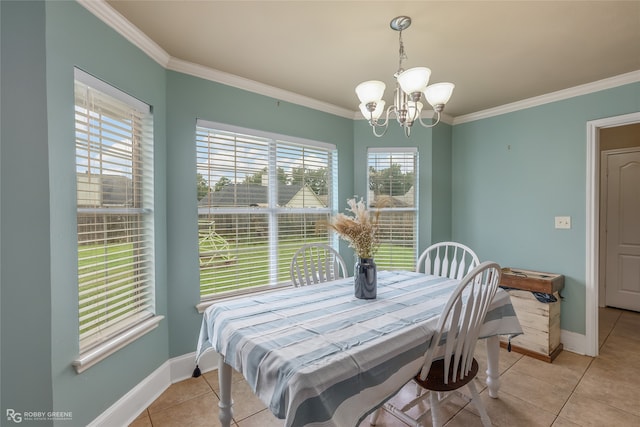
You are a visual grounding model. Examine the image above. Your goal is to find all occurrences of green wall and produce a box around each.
[47,2,169,426]
[452,83,640,334]
[1,1,168,425]
[1,1,53,423]
[431,122,454,244]
[165,71,354,357]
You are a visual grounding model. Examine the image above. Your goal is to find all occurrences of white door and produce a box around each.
[604,149,640,311]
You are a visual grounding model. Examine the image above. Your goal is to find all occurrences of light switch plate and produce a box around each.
[555,216,571,229]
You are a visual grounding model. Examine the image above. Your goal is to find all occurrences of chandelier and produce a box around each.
[356,16,455,137]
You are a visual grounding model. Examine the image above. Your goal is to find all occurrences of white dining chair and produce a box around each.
[416,241,480,280]
[290,243,347,287]
[371,261,501,427]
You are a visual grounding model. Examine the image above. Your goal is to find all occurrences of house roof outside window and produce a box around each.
[199,183,326,208]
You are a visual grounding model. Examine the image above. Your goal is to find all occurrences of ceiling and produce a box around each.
[105,1,640,118]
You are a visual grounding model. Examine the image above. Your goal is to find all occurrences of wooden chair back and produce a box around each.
[290,243,347,287]
[418,261,501,386]
[417,241,480,280]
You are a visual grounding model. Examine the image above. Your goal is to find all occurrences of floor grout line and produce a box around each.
[552,309,619,426]
[134,307,640,427]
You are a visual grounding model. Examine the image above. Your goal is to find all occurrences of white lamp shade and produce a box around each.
[359,100,386,120]
[397,67,431,94]
[424,82,455,106]
[355,80,386,104]
[406,101,423,120]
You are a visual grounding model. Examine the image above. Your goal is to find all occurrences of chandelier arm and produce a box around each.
[370,105,393,137]
[372,123,389,138]
[378,104,393,128]
[416,111,442,129]
[369,105,394,137]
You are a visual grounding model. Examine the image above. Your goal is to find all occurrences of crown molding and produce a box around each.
[166,58,355,119]
[77,0,171,66]
[76,0,353,119]
[78,1,639,126]
[440,112,454,125]
[453,70,640,125]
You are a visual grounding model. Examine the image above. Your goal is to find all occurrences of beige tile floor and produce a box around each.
[130,307,640,426]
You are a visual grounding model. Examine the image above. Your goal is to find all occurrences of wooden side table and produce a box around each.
[499,268,564,362]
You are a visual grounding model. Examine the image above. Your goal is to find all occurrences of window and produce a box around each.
[196,120,337,300]
[74,69,158,370]
[367,147,418,270]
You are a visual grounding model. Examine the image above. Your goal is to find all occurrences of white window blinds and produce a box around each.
[367,147,418,270]
[75,69,155,352]
[196,120,337,299]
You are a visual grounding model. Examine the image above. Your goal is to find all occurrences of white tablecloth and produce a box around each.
[196,270,522,427]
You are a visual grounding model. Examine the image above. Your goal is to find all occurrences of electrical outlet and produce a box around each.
[555,216,571,229]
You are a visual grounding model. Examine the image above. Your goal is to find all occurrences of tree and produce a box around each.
[291,167,328,195]
[369,164,414,196]
[214,176,232,192]
[196,173,211,200]
[243,167,288,185]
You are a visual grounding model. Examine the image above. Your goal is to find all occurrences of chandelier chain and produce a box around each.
[397,30,407,74]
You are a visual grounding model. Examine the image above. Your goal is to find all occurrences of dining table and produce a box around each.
[195,270,523,427]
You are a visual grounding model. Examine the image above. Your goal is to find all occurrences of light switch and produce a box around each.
[555,216,571,229]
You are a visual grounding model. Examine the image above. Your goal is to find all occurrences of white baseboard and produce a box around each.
[87,360,171,427]
[87,350,220,427]
[561,329,588,355]
[170,349,220,382]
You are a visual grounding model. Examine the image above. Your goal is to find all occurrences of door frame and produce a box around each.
[586,112,640,356]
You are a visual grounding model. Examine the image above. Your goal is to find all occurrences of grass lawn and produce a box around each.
[78,241,146,337]
[77,238,416,331]
[199,238,415,296]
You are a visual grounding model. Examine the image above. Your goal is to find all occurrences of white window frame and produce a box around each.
[367,147,418,270]
[195,119,338,306]
[72,68,162,373]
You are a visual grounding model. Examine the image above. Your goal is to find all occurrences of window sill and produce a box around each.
[196,284,292,313]
[72,315,164,374]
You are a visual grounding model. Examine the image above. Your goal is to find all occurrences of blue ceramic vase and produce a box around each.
[354,257,377,299]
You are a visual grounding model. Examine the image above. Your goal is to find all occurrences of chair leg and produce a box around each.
[369,408,381,425]
[467,381,491,427]
[429,390,442,427]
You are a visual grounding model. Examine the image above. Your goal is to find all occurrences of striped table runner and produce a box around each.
[196,270,522,427]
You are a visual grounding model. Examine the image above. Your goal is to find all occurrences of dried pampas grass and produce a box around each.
[328,198,380,259]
